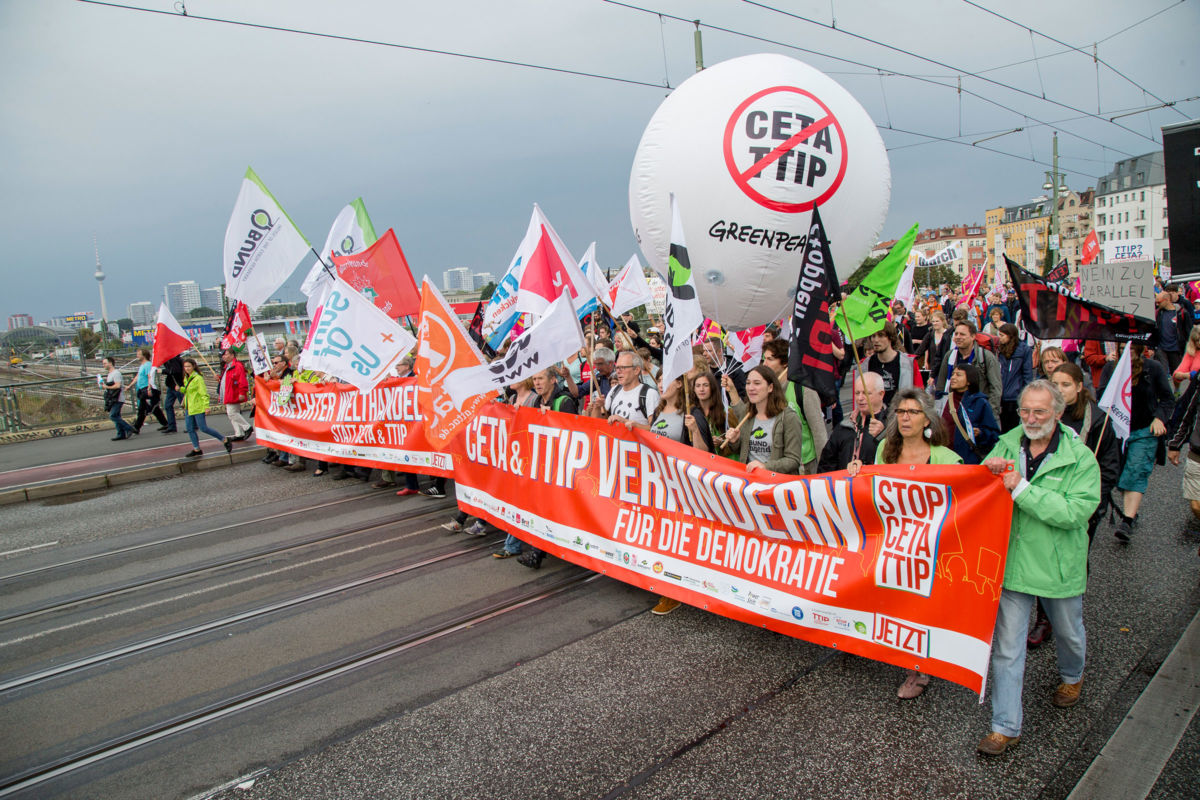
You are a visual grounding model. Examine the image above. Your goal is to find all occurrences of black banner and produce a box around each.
[1163,119,1200,282]
[787,206,842,405]
[1044,257,1069,284]
[1005,256,1158,344]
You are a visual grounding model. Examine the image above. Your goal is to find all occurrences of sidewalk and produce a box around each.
[0,418,262,503]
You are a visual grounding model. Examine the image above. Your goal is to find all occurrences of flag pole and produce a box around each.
[311,247,336,279]
[1093,413,1110,456]
[837,300,871,436]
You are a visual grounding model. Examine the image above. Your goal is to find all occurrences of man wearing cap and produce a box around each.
[1155,284,1193,375]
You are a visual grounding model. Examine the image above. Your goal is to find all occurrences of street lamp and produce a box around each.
[1041,133,1068,275]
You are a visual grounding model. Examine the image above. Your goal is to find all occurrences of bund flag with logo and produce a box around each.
[302,198,380,320]
[222,167,312,311]
[787,205,842,405]
[415,278,496,446]
[836,222,919,340]
[1005,256,1158,344]
[660,194,705,387]
[332,229,421,319]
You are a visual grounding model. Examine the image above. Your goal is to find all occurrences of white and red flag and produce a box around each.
[512,206,594,322]
[607,255,655,318]
[219,302,253,350]
[1097,344,1132,440]
[729,325,767,369]
[151,303,192,367]
[415,278,497,446]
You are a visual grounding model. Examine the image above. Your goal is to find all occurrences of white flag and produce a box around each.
[576,242,609,318]
[513,206,595,322]
[607,255,655,318]
[223,167,312,311]
[893,261,917,310]
[444,292,583,408]
[1097,345,1132,441]
[728,325,767,370]
[659,194,705,387]
[302,199,378,319]
[300,276,416,394]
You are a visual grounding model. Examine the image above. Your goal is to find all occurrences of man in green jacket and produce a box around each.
[976,379,1100,756]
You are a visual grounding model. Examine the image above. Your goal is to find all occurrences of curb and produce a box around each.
[0,446,266,505]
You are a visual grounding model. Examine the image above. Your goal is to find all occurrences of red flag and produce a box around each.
[332,229,420,318]
[1081,229,1100,265]
[219,302,252,350]
[150,303,192,367]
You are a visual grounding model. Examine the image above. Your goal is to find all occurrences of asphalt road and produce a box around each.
[0,452,1195,799]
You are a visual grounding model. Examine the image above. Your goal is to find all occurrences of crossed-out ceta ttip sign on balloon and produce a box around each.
[630,54,891,330]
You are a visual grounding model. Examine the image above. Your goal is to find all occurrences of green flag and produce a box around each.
[836,222,919,340]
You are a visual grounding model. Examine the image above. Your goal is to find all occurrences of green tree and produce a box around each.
[74,327,101,358]
[913,264,961,292]
[116,317,134,334]
[190,306,219,318]
[479,281,497,302]
[844,256,882,292]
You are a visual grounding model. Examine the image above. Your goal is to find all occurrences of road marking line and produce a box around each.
[0,526,438,649]
[0,542,58,558]
[1066,607,1200,800]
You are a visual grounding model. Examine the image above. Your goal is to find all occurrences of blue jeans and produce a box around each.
[185,413,225,449]
[109,401,135,438]
[990,589,1086,737]
[502,533,523,555]
[164,385,183,430]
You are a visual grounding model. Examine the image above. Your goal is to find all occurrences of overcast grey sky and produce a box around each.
[1,0,1196,322]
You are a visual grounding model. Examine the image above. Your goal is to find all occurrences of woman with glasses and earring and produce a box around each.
[848,387,961,699]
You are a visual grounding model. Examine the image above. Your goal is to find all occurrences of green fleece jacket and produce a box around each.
[985,423,1100,597]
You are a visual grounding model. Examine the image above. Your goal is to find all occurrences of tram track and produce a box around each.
[0,499,455,626]
[0,569,597,799]
[0,488,412,584]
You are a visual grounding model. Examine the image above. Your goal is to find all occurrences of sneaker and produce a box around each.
[1114,516,1133,543]
[492,550,519,559]
[261,453,278,464]
[395,488,419,497]
[184,449,202,458]
[1052,680,1083,708]
[111,436,128,441]
[440,520,464,532]
[465,521,488,536]
[284,462,306,472]
[651,596,682,615]
[976,731,1019,756]
[421,486,446,498]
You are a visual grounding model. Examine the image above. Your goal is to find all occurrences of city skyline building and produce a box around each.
[127,301,154,326]
[200,285,227,314]
[7,313,33,330]
[443,267,473,292]
[1095,151,1169,262]
[164,280,201,317]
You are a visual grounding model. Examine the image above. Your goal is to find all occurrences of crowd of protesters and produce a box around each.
[103,275,1200,757]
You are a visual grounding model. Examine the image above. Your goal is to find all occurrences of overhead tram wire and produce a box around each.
[81,0,1140,176]
[740,0,1166,145]
[958,0,1190,118]
[601,0,1136,158]
[74,0,668,90]
[880,126,1101,181]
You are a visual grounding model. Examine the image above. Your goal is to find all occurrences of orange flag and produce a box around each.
[415,278,497,447]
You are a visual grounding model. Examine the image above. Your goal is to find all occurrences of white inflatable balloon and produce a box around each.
[630,54,891,329]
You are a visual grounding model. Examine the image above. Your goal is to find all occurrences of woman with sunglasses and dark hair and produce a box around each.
[850,388,961,699]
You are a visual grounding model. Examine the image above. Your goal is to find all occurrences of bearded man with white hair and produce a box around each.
[976,378,1100,756]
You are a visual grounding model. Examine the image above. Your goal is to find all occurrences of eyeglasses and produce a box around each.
[894,408,925,417]
[1018,407,1053,419]
[614,364,637,371]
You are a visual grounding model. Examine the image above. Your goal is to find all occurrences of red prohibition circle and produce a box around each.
[723,85,849,214]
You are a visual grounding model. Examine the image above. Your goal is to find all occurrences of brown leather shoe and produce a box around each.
[977,731,1019,755]
[1052,680,1083,707]
[651,597,682,615]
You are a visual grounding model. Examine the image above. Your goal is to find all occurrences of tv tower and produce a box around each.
[93,235,110,331]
